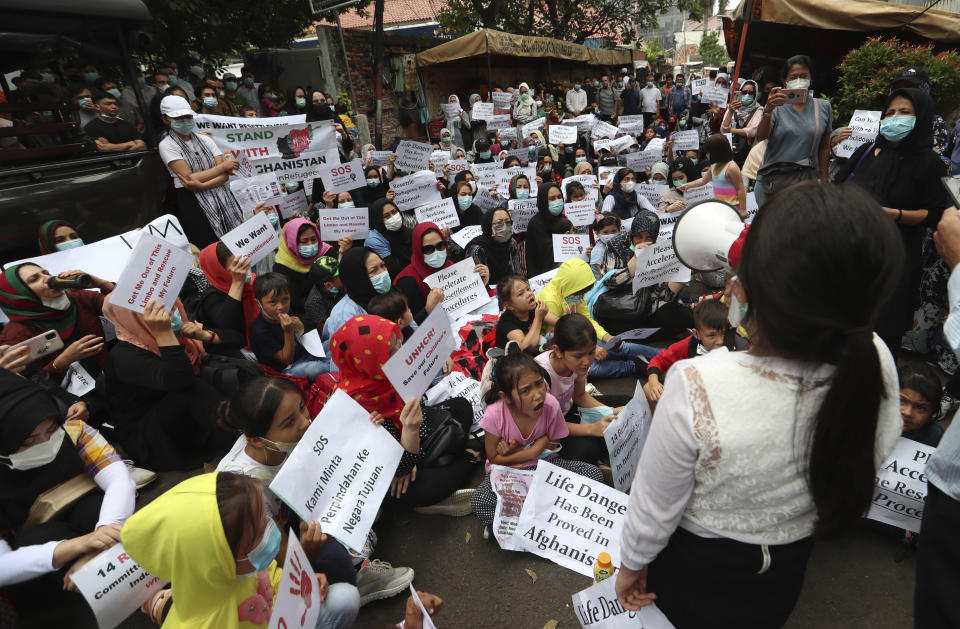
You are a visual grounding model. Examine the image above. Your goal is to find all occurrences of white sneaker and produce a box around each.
[124,460,158,490]
[413,488,475,516]
[357,559,414,607]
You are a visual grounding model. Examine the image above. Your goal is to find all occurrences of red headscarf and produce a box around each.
[197,243,260,343]
[330,315,405,431]
[393,222,452,301]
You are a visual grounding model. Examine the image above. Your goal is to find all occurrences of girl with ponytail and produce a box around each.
[616,182,904,627]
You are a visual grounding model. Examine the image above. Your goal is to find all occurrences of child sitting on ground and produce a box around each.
[249,273,331,380]
[590,213,622,278]
[494,274,548,352]
[898,362,945,448]
[367,290,414,340]
[642,299,736,404]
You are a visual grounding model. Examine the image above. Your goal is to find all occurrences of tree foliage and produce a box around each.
[676,0,727,22]
[436,0,673,45]
[643,38,668,68]
[698,31,730,67]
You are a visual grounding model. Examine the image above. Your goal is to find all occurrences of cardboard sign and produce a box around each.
[670,130,699,151]
[269,389,403,551]
[492,92,513,111]
[409,585,438,629]
[382,307,457,401]
[317,207,370,240]
[415,198,460,229]
[445,159,469,183]
[836,110,881,159]
[486,114,512,131]
[471,101,494,121]
[631,240,691,291]
[206,121,336,159]
[553,234,591,263]
[268,532,320,629]
[490,465,535,551]
[279,189,309,219]
[423,258,491,322]
[561,175,599,202]
[565,201,597,227]
[249,149,340,186]
[229,173,284,213]
[572,577,676,629]
[549,124,578,146]
[515,459,629,577]
[509,199,539,233]
[222,212,281,266]
[865,437,936,534]
[369,150,392,167]
[592,120,618,140]
[390,170,442,211]
[635,183,669,210]
[655,208,685,241]
[318,158,364,194]
[61,362,96,397]
[72,543,168,629]
[450,225,483,251]
[395,141,434,172]
[112,233,194,313]
[683,182,714,205]
[603,383,653,492]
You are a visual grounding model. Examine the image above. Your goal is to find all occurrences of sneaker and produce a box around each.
[357,559,414,607]
[347,529,378,567]
[124,460,158,490]
[413,488,475,516]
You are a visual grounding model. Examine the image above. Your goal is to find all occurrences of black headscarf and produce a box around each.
[668,157,699,188]
[875,88,934,154]
[0,370,84,530]
[466,208,514,284]
[338,247,380,311]
[369,198,413,269]
[524,183,566,277]
[363,166,388,203]
[608,210,661,267]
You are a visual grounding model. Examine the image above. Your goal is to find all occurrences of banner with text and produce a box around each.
[382,307,457,401]
[249,149,340,186]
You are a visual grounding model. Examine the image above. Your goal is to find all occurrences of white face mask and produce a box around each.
[728,292,748,328]
[41,294,72,311]
[785,77,811,90]
[621,181,636,194]
[258,437,297,455]
[383,213,403,232]
[2,428,65,470]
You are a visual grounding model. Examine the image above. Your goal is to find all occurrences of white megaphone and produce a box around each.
[672,200,745,272]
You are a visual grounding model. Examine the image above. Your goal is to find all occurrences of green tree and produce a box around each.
[677,0,727,22]
[643,38,668,69]
[698,31,730,67]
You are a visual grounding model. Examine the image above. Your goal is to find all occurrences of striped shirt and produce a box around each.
[64,419,121,476]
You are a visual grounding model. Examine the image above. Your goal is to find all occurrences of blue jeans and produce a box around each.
[284,355,333,380]
[586,342,658,379]
[315,582,360,629]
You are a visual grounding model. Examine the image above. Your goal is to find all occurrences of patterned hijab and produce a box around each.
[37,220,80,254]
[0,264,78,340]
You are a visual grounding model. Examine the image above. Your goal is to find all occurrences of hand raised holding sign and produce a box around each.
[142,300,174,339]
[299,521,330,560]
[425,287,445,313]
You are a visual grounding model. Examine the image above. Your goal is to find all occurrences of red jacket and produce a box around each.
[646,335,699,378]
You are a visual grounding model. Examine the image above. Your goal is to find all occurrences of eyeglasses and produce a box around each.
[421,241,447,255]
[492,219,512,228]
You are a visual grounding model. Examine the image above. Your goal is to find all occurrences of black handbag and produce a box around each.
[418,403,467,469]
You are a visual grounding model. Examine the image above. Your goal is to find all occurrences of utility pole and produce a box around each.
[373,0,385,148]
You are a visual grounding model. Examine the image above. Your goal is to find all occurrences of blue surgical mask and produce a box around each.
[370,270,391,294]
[203,96,218,109]
[480,151,492,159]
[367,178,380,187]
[169,309,183,334]
[40,72,56,84]
[296,97,307,108]
[299,243,319,258]
[339,201,355,209]
[542,164,552,172]
[740,94,755,105]
[879,114,916,142]
[267,212,279,226]
[225,81,238,92]
[170,118,195,135]
[243,77,254,87]
[575,84,581,90]
[78,97,92,109]
[673,179,686,188]
[84,72,99,83]
[548,199,564,215]
[575,156,586,164]
[55,239,84,251]
[100,112,118,121]
[137,76,146,86]
[168,75,178,86]
[238,519,281,578]
[328,285,340,294]
[285,182,299,193]
[564,294,582,304]
[578,405,614,424]
[107,88,121,99]
[424,250,447,268]
[442,136,452,144]
[516,189,530,199]
[457,195,473,210]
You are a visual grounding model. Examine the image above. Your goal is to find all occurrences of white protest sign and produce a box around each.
[866,437,936,534]
[194,113,305,131]
[561,175,599,202]
[472,101,494,121]
[490,465,535,551]
[702,85,730,106]
[430,150,450,177]
[222,212,280,266]
[603,383,653,492]
[229,173,283,213]
[228,148,254,178]
[369,150,392,167]
[471,162,501,189]
[655,208,685,241]
[300,329,326,358]
[572,577,676,629]
[268,531,320,629]
[683,182,714,205]
[504,148,529,166]
[565,201,597,227]
[515,459,629,577]
[635,183,668,210]
[61,362,96,397]
[495,166,538,196]
[423,258,491,321]
[670,130,699,151]
[836,110,881,159]
[617,115,645,127]
[571,113,597,133]
[415,198,460,229]
[492,92,513,111]
[744,191,759,224]
[426,371,485,428]
[522,117,547,139]
[71,543,168,629]
[598,167,621,186]
[724,132,734,149]
[509,199,539,233]
[382,306,457,401]
[112,234,194,313]
[549,124,578,145]
[250,149,340,186]
[318,158,364,194]
[553,234,591,263]
[691,78,708,96]
[390,170,442,211]
[269,390,403,551]
[450,225,483,250]
[644,137,665,154]
[395,141,434,172]
[409,585,438,629]
[486,114,512,131]
[592,120,618,140]
[618,122,645,136]
[445,159,469,183]
[474,186,502,212]
[317,207,370,240]
[280,189,309,219]
[497,126,519,143]
[205,121,336,159]
[608,135,636,154]
[631,240,691,291]
[593,138,613,154]
[529,268,560,294]
[441,103,460,121]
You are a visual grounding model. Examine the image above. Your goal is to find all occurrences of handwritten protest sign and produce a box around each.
[441,103,460,121]
[593,138,613,154]
[280,189,309,219]
[112,234,194,313]
[390,170,442,211]
[249,149,340,186]
[592,120,618,140]
[604,383,653,492]
[549,124,578,145]
[228,148,254,178]
[72,543,168,629]
[449,225,483,250]
[608,135,636,154]
[745,191,759,224]
[471,101,493,121]
[635,183,669,210]
[617,115,644,127]
[492,92,512,111]
[471,162,501,189]
[515,459,629,576]
[268,532,320,629]
[553,234,591,263]
[504,148,529,166]
[445,159,469,182]
[430,150,450,176]
[702,85,730,106]
[317,207,370,240]
[618,122,645,137]
[222,213,280,265]
[269,390,403,551]
[495,166,538,196]
[497,126,518,143]
[205,120,336,159]
[369,150,392,167]
[383,306,456,400]
[529,268,560,293]
[490,465,535,551]
[509,199,539,233]
[670,130,700,151]
[570,113,596,133]
[683,182,714,205]
[644,137,665,154]
[415,198,460,229]
[866,437,936,534]
[632,240,691,291]
[836,110,881,159]
[395,141,434,172]
[565,201,597,227]
[318,158,363,194]
[474,186,502,212]
[229,173,283,213]
[572,577,675,629]
[655,208,685,241]
[424,258,491,321]
[486,114,512,131]
[561,175,599,202]
[426,371,485,429]
[522,117,547,139]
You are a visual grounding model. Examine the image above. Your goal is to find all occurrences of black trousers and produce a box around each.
[646,527,813,629]
[174,187,219,248]
[915,483,960,629]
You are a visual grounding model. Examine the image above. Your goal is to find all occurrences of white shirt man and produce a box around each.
[640,82,661,113]
[566,83,587,116]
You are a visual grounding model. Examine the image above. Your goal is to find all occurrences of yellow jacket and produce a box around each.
[536,258,607,340]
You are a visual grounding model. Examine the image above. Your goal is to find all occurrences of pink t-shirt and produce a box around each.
[479,394,570,472]
[535,350,585,414]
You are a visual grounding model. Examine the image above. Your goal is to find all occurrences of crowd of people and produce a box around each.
[1,49,959,629]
